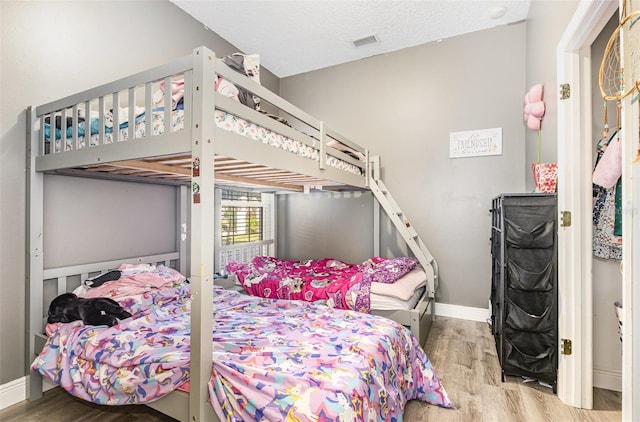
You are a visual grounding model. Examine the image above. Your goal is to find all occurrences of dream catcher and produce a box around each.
[598,3,640,160]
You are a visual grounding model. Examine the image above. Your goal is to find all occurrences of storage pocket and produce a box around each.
[504,218,554,248]
[505,296,553,332]
[507,259,553,291]
[502,330,555,376]
[507,247,554,274]
[507,289,552,315]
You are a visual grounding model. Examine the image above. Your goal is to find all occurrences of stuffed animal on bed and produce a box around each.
[47,293,131,327]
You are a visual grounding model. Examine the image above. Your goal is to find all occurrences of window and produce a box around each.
[220,190,264,245]
[217,189,275,273]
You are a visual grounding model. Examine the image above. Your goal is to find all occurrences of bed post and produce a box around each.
[177,185,188,276]
[26,106,45,400]
[189,46,217,421]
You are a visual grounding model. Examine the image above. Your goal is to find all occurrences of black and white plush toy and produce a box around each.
[47,293,131,327]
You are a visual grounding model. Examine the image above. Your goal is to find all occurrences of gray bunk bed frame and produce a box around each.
[26,46,438,422]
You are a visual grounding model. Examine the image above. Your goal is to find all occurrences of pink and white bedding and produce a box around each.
[44,53,363,176]
[45,108,362,175]
[32,264,453,420]
[226,256,423,313]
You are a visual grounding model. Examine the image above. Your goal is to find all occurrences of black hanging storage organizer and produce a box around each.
[490,193,558,393]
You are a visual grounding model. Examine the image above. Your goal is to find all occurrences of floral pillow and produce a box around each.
[360,257,419,284]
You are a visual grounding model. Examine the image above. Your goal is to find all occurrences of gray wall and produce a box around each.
[277,192,376,263]
[279,23,527,308]
[524,0,579,187]
[42,176,176,268]
[0,0,277,385]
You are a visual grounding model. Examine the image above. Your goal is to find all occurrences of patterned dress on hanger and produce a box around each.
[592,134,622,260]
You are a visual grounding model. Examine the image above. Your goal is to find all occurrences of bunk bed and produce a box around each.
[26,46,444,421]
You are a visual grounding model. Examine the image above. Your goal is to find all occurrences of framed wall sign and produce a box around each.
[449,127,502,158]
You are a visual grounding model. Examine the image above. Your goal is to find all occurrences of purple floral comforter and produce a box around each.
[32,276,453,420]
[227,256,419,313]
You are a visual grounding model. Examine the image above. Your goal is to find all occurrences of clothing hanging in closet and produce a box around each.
[593,131,622,260]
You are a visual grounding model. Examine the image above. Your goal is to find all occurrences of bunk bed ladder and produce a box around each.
[369,178,438,299]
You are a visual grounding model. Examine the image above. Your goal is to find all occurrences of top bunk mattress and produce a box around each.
[31,48,369,191]
[45,106,362,176]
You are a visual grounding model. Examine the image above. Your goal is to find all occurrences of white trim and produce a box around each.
[0,376,27,410]
[0,376,55,410]
[556,0,618,410]
[623,0,640,416]
[435,302,490,322]
[593,366,623,392]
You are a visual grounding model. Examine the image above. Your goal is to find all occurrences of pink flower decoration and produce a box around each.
[524,83,545,131]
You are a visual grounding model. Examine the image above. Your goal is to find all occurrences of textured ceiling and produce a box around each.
[172,0,531,78]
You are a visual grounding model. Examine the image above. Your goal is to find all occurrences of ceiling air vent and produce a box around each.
[352,34,380,48]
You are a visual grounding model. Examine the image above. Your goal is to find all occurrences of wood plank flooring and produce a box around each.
[1,317,621,421]
[405,317,622,421]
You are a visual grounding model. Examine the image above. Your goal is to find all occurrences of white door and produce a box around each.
[556,0,619,410]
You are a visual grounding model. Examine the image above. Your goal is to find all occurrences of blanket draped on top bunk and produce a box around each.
[42,52,365,177]
[31,263,453,420]
[227,256,421,313]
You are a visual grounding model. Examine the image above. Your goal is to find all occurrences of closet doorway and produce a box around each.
[557,0,634,417]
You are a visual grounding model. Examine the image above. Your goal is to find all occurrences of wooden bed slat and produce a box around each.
[215,173,303,192]
[110,159,190,176]
[108,159,305,191]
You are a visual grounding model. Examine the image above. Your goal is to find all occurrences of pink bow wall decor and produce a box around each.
[524,83,545,131]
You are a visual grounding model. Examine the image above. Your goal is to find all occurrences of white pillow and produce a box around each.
[370,267,427,301]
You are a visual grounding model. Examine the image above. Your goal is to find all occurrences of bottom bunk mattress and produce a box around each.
[226,255,428,314]
[32,265,453,421]
[371,286,426,310]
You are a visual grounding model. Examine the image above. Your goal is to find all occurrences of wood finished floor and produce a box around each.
[1,317,621,421]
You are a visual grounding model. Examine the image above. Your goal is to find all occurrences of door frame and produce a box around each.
[623,1,639,418]
[556,0,619,410]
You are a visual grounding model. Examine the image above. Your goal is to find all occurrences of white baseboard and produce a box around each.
[593,366,622,392]
[0,376,27,410]
[0,376,56,411]
[435,302,491,322]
